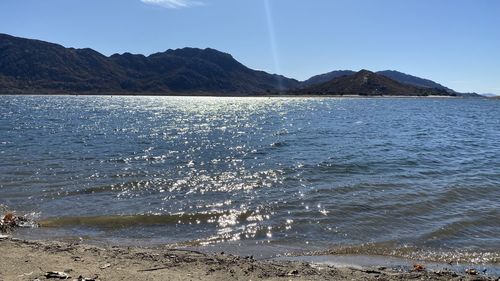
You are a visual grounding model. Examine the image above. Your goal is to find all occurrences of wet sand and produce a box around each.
[0,236,496,281]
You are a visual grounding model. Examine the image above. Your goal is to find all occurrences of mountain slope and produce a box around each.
[303,69,455,91]
[293,70,453,96]
[376,70,454,93]
[302,70,356,87]
[0,33,299,94]
[0,34,123,92]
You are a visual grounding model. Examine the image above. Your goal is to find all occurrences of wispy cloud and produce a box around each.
[141,0,203,9]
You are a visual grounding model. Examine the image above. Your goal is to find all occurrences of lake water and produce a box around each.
[1,95,499,265]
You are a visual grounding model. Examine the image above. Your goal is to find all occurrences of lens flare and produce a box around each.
[264,0,284,90]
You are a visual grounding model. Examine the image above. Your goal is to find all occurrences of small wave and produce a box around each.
[273,129,289,136]
[45,179,165,199]
[300,242,500,265]
[270,141,288,148]
[104,154,170,164]
[418,212,500,243]
[39,211,255,229]
[174,223,272,247]
[315,161,373,174]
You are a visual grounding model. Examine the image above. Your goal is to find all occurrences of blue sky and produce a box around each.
[1,0,499,94]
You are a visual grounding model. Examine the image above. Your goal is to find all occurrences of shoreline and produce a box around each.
[0,237,497,280]
[0,92,471,98]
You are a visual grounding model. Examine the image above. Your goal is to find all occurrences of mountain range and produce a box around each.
[0,33,298,94]
[0,33,478,97]
[293,70,452,96]
[302,70,455,93]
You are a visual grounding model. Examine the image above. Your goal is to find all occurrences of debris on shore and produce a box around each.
[45,271,71,279]
[1,238,497,281]
[413,263,426,271]
[0,212,35,233]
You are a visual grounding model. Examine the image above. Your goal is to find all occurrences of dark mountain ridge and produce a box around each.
[376,70,454,93]
[0,33,475,96]
[293,69,453,96]
[303,69,453,92]
[301,69,482,97]
[0,33,299,94]
[301,70,356,87]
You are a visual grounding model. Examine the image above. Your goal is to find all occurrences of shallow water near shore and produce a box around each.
[1,95,499,266]
[277,255,500,277]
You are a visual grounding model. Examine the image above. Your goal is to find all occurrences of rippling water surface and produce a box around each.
[1,95,499,264]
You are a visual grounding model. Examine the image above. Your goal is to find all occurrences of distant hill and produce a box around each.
[0,33,299,94]
[482,93,499,97]
[301,70,355,87]
[304,69,453,91]
[302,69,483,97]
[293,70,453,96]
[376,70,455,93]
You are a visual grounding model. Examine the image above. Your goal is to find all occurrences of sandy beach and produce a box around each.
[0,236,497,281]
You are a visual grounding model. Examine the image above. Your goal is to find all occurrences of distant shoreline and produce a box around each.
[0,92,473,99]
